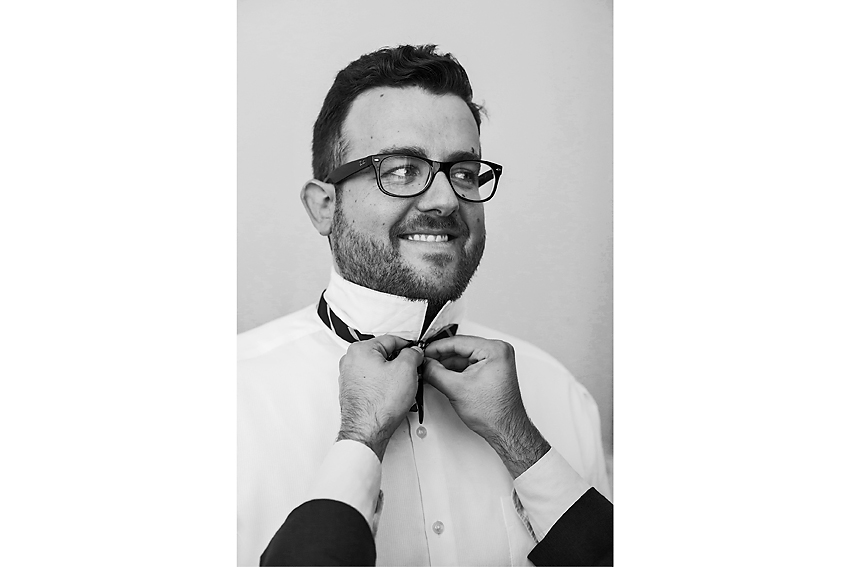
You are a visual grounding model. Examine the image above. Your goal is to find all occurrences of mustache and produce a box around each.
[391,213,469,238]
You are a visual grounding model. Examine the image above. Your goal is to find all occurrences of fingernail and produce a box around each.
[410,345,423,354]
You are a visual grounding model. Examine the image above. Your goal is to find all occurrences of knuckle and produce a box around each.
[347,341,363,355]
[494,340,514,356]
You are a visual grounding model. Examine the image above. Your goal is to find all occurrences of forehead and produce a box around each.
[342,87,480,161]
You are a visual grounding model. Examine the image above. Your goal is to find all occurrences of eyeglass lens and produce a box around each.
[377,156,496,201]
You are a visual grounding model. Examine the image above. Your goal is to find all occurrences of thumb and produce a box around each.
[393,344,424,369]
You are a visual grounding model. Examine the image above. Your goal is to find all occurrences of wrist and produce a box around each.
[486,410,551,479]
[337,427,390,462]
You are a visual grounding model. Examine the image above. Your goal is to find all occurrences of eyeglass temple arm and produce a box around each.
[478,170,495,185]
[325,159,374,184]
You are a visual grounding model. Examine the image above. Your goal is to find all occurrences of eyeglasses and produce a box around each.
[324,154,503,203]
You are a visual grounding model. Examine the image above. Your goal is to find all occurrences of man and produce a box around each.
[238,44,611,566]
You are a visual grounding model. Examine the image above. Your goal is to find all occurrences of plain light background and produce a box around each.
[5,1,850,565]
[237,0,614,457]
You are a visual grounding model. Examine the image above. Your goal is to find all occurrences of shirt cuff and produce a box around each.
[513,448,591,540]
[305,440,382,527]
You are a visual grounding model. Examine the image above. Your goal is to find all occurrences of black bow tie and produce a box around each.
[317,291,458,423]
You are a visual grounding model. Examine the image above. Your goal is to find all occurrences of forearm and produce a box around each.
[527,487,613,566]
[513,448,595,541]
[337,397,396,461]
[305,439,382,526]
[260,499,376,567]
[486,408,551,479]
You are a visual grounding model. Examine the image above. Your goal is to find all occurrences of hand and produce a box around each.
[423,335,551,478]
[337,335,424,461]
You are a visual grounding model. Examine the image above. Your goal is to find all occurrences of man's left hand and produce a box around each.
[422,335,551,479]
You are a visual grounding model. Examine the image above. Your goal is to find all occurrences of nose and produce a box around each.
[415,171,459,216]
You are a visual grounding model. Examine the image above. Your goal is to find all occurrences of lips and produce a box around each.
[393,214,468,243]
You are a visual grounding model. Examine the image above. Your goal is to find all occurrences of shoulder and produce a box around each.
[237,304,326,361]
[459,319,599,411]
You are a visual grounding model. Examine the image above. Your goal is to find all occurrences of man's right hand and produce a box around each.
[337,335,424,461]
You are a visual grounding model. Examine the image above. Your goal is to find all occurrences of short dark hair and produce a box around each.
[311,44,484,182]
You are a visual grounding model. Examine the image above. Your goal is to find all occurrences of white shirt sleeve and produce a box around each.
[304,440,382,527]
[512,448,592,540]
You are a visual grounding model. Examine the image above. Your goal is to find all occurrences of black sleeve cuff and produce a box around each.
[527,488,613,566]
[260,499,376,566]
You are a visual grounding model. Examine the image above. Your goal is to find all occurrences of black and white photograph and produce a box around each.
[238,1,613,565]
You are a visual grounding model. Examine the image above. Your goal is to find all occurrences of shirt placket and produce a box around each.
[407,385,459,565]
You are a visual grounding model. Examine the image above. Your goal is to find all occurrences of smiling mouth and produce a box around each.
[401,234,452,243]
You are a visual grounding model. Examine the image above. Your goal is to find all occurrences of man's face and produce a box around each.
[329,86,486,304]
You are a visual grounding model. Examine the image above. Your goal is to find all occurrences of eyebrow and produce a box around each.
[378,145,481,162]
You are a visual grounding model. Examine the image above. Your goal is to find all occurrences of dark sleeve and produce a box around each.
[527,488,613,566]
[260,499,376,566]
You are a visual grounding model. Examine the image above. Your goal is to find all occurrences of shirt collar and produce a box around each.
[323,269,466,342]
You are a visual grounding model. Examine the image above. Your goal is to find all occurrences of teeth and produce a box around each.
[404,234,449,242]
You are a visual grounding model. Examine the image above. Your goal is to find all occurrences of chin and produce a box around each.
[409,265,475,303]
[418,252,456,270]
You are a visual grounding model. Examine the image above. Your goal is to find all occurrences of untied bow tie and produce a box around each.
[317,291,458,424]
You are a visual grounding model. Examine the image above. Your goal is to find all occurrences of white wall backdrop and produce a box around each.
[237,0,613,456]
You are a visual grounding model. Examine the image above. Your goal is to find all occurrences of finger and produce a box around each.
[369,334,415,359]
[421,358,462,397]
[424,335,488,360]
[393,344,424,368]
[428,354,469,372]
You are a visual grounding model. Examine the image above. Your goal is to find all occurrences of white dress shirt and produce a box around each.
[238,270,611,566]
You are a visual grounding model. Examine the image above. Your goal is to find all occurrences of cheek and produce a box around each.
[465,208,486,234]
[361,203,409,236]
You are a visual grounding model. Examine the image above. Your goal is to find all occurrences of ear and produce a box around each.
[300,179,336,236]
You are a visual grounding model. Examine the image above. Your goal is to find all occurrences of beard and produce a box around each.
[329,203,485,304]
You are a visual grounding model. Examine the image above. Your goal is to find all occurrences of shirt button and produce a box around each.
[432,520,444,534]
[416,426,427,438]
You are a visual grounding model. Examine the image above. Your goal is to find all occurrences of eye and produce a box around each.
[379,156,427,185]
[385,165,420,179]
[451,165,480,186]
[452,170,474,182]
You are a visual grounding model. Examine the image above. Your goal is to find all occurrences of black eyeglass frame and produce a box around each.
[324,154,503,203]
